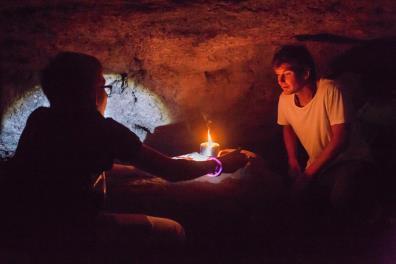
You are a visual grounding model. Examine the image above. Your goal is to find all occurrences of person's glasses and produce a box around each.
[103,85,113,97]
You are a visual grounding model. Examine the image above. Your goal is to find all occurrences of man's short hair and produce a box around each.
[41,52,102,107]
[272,45,317,82]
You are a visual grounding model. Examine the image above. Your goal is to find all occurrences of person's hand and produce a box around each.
[303,165,317,178]
[217,149,249,173]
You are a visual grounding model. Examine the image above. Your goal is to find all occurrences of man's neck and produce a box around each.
[295,82,316,107]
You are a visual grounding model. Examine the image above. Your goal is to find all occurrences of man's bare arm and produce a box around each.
[304,123,347,177]
[283,125,302,178]
[129,144,248,182]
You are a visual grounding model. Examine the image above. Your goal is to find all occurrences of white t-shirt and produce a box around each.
[277,79,346,167]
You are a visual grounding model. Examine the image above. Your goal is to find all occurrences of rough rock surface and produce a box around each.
[1,0,395,157]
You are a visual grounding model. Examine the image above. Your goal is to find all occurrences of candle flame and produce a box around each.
[207,129,213,146]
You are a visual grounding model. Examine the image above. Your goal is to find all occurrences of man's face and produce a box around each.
[274,63,306,95]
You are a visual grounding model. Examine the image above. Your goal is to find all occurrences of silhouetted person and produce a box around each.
[1,52,247,263]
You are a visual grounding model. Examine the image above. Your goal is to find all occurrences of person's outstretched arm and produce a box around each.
[130,144,248,182]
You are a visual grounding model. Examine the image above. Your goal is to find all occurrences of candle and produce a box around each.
[200,129,220,157]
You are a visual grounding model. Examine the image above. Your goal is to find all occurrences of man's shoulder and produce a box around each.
[278,93,293,114]
[278,91,293,103]
[31,106,50,116]
[102,117,140,140]
[317,78,342,97]
[103,116,124,129]
[26,106,51,124]
[318,78,338,90]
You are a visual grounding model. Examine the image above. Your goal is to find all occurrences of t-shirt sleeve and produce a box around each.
[277,94,289,125]
[104,118,142,162]
[325,82,346,125]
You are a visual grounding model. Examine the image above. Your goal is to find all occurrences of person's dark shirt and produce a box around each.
[3,107,141,230]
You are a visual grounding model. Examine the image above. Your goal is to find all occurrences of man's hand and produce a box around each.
[218,149,249,173]
[303,165,317,178]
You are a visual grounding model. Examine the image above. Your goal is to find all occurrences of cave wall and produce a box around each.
[1,0,395,157]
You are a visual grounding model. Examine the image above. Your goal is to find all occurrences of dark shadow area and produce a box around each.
[0,67,6,136]
[327,37,396,217]
[329,36,396,106]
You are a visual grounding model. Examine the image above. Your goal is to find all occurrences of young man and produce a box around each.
[1,52,248,262]
[273,45,373,217]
